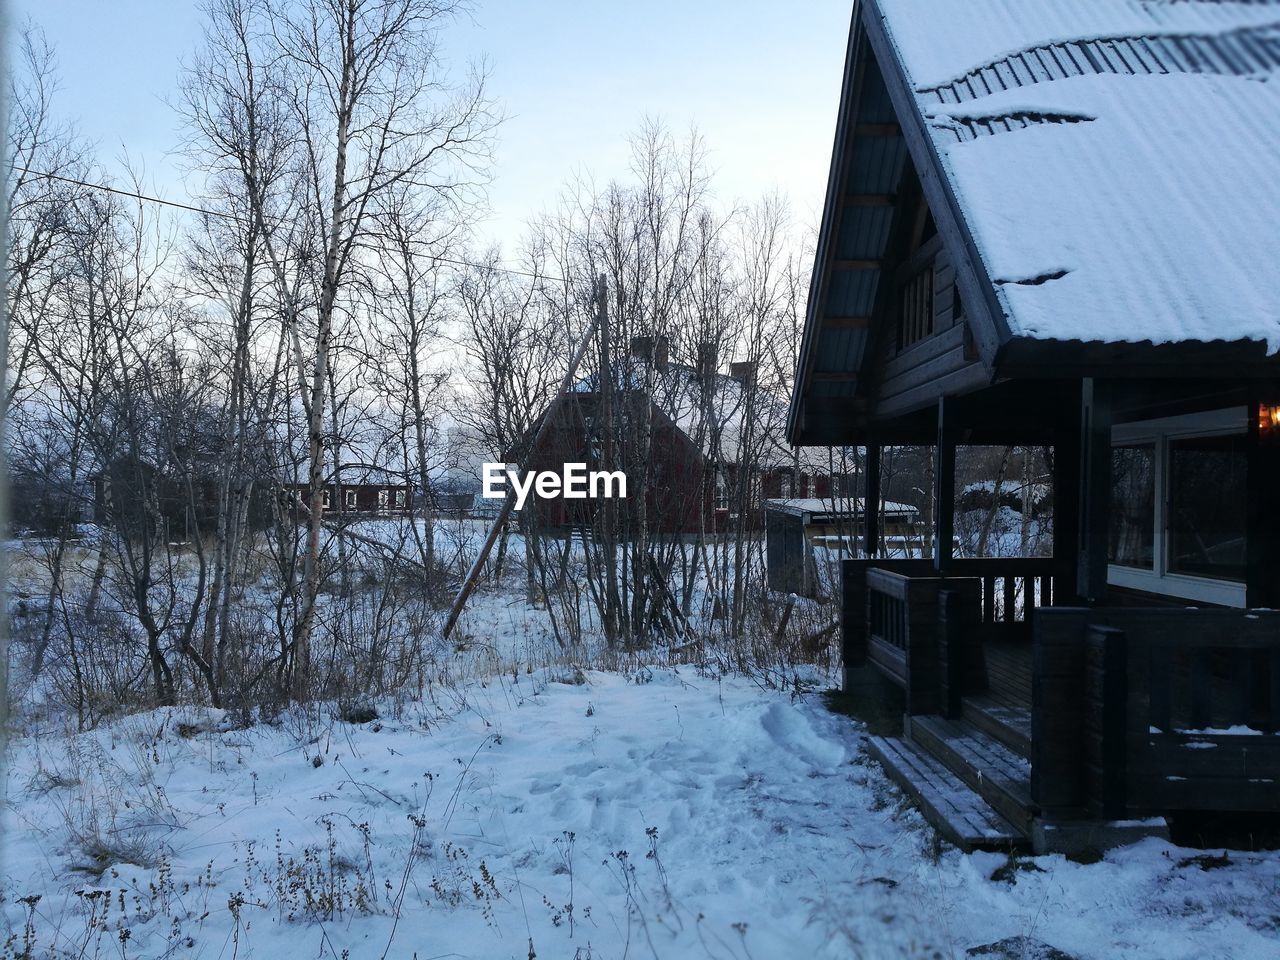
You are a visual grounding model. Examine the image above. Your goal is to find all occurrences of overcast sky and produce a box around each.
[9,0,852,249]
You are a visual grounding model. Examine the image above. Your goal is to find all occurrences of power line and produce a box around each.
[14,166,569,284]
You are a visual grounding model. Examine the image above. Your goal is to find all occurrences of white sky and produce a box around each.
[8,0,852,249]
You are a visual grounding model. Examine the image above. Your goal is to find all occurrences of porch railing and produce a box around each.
[1035,608,1280,818]
[843,557,1057,714]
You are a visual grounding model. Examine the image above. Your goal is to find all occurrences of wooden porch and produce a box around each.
[844,557,1280,853]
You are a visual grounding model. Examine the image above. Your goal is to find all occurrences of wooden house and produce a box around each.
[91,456,223,538]
[788,1,1280,852]
[522,337,843,536]
[281,466,411,520]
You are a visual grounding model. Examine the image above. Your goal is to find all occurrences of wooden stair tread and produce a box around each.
[908,715,1036,833]
[867,736,1028,852]
[963,695,1033,758]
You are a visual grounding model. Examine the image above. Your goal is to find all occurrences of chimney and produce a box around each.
[697,342,718,380]
[630,336,654,363]
[730,360,757,387]
[654,335,670,371]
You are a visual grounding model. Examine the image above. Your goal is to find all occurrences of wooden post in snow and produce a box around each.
[442,276,607,641]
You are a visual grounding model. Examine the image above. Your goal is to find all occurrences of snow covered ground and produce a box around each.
[5,666,1280,959]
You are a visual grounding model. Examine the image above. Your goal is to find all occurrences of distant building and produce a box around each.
[519,336,850,536]
[765,497,921,597]
[281,465,411,520]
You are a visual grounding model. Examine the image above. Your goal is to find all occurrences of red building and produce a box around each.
[519,338,847,536]
[281,466,412,520]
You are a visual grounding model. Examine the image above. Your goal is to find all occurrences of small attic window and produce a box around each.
[899,265,935,349]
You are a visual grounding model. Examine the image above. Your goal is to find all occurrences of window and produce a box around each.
[322,489,331,509]
[1167,435,1247,581]
[1109,446,1155,569]
[1108,408,1248,605]
[378,489,390,509]
[899,266,934,349]
[345,489,357,509]
[395,490,406,508]
[780,473,793,498]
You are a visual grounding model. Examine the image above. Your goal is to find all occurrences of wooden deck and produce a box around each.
[845,560,1280,852]
[981,638,1032,711]
[962,638,1033,756]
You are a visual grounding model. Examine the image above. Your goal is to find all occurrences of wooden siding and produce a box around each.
[871,241,989,419]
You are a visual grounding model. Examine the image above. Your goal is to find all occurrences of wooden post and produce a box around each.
[1077,378,1112,604]
[841,560,868,668]
[904,577,943,716]
[1085,624,1128,818]
[1031,608,1090,816]
[841,559,870,689]
[863,443,881,558]
[939,588,969,718]
[934,400,955,574]
[1053,410,1083,604]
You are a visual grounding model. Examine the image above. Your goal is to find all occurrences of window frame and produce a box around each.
[1108,407,1248,606]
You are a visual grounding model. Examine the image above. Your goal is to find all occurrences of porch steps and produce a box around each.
[962,695,1033,758]
[866,735,1028,852]
[908,715,1037,836]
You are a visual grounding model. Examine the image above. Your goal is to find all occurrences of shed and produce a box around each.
[765,497,921,597]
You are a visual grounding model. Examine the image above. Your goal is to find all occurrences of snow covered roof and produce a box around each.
[765,497,918,519]
[876,0,1280,350]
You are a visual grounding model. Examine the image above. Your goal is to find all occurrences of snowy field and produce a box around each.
[5,666,1280,960]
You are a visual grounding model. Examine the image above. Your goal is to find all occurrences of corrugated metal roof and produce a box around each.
[875,0,1280,350]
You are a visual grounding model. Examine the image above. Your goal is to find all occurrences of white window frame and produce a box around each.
[345,488,358,509]
[1109,407,1248,607]
[378,488,390,509]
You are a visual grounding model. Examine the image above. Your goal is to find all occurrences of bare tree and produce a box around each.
[5,23,93,413]
[269,0,495,697]
[365,184,458,584]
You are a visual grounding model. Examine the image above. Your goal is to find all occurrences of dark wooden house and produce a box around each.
[91,456,221,539]
[788,1,1280,852]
